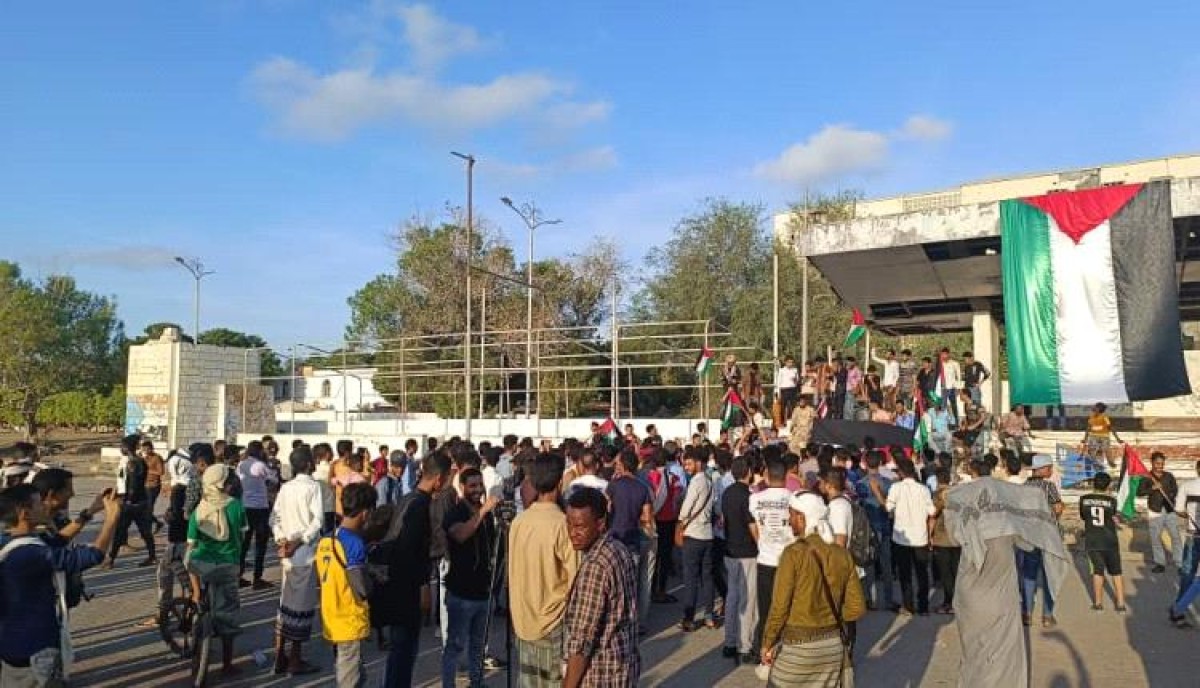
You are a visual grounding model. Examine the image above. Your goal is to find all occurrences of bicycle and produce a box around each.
[188,582,214,688]
[158,561,213,688]
[158,555,195,656]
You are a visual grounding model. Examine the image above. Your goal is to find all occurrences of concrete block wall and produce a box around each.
[250,416,719,450]
[124,339,175,441]
[173,344,260,448]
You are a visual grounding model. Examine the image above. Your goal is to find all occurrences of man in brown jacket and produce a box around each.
[762,492,865,686]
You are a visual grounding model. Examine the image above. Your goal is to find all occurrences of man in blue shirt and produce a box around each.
[0,482,122,684]
[856,450,894,610]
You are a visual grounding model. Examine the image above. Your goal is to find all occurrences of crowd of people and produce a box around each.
[726,347,1122,468]
[0,358,1198,686]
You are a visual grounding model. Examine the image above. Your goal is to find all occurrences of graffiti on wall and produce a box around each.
[125,395,169,441]
[221,384,275,442]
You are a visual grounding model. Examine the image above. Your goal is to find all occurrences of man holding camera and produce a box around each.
[441,468,500,688]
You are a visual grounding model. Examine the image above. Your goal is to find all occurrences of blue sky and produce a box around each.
[4,1,1199,350]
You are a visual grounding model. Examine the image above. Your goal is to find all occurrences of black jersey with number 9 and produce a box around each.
[1079,493,1118,550]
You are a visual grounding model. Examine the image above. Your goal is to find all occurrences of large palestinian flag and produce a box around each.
[1001,182,1190,404]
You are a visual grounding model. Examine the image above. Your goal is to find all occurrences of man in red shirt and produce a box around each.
[370,445,389,485]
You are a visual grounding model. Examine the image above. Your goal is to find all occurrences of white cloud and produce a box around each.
[558,145,618,173]
[485,146,618,180]
[753,125,889,185]
[897,114,953,141]
[59,247,181,271]
[250,57,578,141]
[544,101,612,130]
[754,114,954,185]
[396,3,488,72]
[249,4,609,142]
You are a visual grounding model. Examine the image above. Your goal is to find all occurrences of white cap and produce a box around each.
[1030,454,1053,470]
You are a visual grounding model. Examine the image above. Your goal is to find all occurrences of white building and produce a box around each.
[276,366,390,413]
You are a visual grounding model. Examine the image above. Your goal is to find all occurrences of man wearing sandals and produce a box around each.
[268,446,324,676]
[760,492,864,687]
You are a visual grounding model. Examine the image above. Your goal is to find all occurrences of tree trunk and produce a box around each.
[22,411,38,442]
[21,390,38,441]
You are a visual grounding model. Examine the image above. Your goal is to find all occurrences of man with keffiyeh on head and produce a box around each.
[185,463,248,676]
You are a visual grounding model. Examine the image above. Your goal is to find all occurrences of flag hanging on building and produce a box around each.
[1116,444,1150,519]
[1001,181,1190,404]
[842,308,866,349]
[695,345,714,376]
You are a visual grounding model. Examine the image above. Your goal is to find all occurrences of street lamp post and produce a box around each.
[452,152,475,438]
[173,256,214,342]
[500,196,561,420]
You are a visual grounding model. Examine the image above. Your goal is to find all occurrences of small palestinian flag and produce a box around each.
[842,308,866,349]
[928,366,946,407]
[597,417,619,445]
[1002,182,1191,404]
[913,411,930,455]
[1116,444,1150,519]
[721,388,748,430]
[695,345,714,376]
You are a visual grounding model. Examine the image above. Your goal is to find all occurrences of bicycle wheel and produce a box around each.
[190,611,212,688]
[160,597,198,657]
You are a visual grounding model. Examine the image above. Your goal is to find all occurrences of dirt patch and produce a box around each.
[0,429,122,459]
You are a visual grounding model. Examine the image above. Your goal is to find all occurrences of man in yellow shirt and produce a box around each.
[508,454,580,687]
[1082,402,1122,467]
[316,482,375,688]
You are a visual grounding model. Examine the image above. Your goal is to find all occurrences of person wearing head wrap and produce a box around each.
[944,474,1068,688]
[759,492,864,687]
[2,462,32,488]
[185,463,248,676]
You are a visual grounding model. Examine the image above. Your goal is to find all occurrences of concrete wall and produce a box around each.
[243,416,719,450]
[124,327,268,449]
[219,383,275,443]
[124,337,176,443]
[774,163,1200,257]
[173,345,261,448]
[844,154,1200,220]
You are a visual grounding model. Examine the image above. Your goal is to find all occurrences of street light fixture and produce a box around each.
[452,152,476,437]
[173,256,215,343]
[500,196,562,420]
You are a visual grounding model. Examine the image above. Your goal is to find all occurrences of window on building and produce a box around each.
[321,379,331,397]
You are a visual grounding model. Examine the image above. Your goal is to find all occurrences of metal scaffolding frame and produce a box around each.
[241,319,778,434]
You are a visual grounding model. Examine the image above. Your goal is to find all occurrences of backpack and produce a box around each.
[0,536,45,619]
[837,495,878,568]
[0,535,76,676]
[366,492,416,587]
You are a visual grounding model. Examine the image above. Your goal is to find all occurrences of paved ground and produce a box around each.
[59,461,1200,687]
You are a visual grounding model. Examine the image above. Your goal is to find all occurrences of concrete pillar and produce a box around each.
[972,311,1001,413]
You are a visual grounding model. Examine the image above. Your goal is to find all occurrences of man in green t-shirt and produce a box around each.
[185,463,248,676]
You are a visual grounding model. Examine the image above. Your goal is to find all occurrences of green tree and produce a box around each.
[346,214,620,415]
[93,385,126,428]
[197,328,285,380]
[0,262,125,439]
[130,322,194,344]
